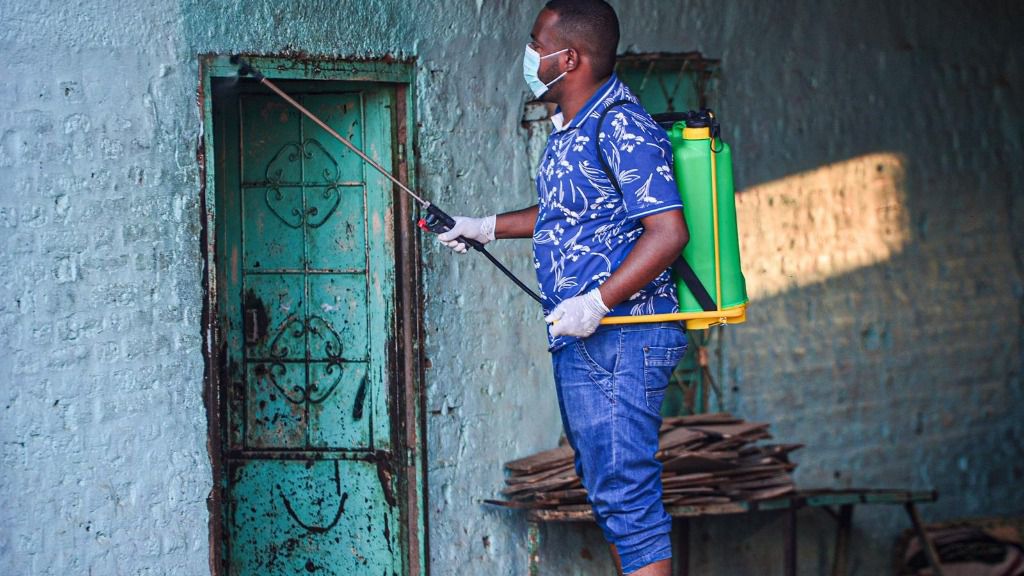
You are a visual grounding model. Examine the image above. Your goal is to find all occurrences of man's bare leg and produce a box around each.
[632,558,671,575]
[609,544,623,575]
[609,545,671,576]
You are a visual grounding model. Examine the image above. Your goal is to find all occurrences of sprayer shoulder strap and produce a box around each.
[595,100,718,313]
[594,100,634,196]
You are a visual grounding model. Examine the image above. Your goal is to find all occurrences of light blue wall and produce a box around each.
[1,1,1021,575]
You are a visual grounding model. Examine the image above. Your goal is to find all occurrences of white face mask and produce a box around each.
[523,45,568,98]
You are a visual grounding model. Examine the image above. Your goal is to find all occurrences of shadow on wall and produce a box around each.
[737,153,910,300]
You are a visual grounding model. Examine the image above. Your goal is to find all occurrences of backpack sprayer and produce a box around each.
[230,56,544,305]
[662,109,748,329]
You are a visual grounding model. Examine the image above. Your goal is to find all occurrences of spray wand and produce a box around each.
[231,56,543,305]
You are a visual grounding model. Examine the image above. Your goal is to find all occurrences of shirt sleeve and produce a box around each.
[598,104,683,220]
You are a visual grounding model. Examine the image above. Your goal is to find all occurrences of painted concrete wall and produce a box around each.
[0,1,1020,576]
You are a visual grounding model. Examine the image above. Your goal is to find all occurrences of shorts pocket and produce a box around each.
[576,331,618,378]
[643,344,686,367]
[643,344,686,414]
[575,331,619,400]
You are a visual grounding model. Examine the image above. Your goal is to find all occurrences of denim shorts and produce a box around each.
[551,321,687,574]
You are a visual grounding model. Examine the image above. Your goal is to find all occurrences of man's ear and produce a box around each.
[564,48,579,72]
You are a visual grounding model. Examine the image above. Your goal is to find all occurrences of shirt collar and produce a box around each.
[549,74,621,133]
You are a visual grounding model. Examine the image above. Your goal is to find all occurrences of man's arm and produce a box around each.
[495,205,539,239]
[435,205,537,253]
[597,209,688,309]
[546,209,688,337]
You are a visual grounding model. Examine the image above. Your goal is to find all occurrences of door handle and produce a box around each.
[245,307,262,344]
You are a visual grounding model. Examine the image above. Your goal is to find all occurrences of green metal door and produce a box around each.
[213,81,403,575]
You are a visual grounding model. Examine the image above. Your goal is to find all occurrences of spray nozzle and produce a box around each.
[229,55,265,81]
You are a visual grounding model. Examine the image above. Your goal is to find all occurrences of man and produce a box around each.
[439,1,688,574]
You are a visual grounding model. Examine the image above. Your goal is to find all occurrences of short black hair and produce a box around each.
[544,0,620,79]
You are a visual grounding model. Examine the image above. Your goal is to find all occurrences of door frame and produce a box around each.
[197,54,427,576]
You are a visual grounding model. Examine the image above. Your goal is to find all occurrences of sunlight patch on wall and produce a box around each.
[736,153,910,299]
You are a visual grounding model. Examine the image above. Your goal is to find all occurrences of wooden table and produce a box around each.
[511,488,943,576]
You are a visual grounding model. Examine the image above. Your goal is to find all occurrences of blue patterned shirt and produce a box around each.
[534,74,683,351]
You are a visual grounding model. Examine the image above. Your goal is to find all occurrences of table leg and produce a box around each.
[674,518,690,576]
[905,503,945,576]
[528,520,541,576]
[784,508,797,576]
[830,505,853,576]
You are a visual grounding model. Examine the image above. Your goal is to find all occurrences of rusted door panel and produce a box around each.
[240,185,305,270]
[227,458,398,576]
[306,188,367,271]
[217,85,401,574]
[307,274,370,360]
[245,362,307,448]
[243,275,305,357]
[309,361,371,449]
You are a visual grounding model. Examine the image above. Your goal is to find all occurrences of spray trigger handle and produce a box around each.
[418,214,452,235]
[423,203,455,232]
[418,203,485,251]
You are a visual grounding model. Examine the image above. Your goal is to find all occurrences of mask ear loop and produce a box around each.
[539,48,569,60]
[544,71,567,88]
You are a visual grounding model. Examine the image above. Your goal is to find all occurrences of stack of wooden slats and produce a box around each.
[491,413,801,510]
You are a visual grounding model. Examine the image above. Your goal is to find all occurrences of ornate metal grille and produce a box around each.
[615,52,719,114]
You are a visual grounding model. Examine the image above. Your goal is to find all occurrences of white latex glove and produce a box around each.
[436,215,497,254]
[545,288,610,338]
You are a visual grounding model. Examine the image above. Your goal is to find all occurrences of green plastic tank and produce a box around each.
[667,112,748,329]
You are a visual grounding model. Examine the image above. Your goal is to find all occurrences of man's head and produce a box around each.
[528,0,620,101]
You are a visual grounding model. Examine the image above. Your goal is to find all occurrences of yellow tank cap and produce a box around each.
[683,126,711,140]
